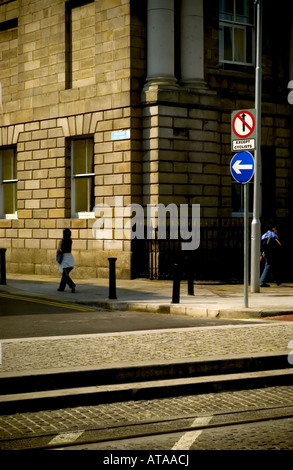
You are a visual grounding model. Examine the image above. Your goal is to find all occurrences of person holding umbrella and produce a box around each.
[260,225,282,287]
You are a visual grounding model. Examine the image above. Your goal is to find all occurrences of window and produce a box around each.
[219,0,254,70]
[0,147,17,218]
[232,180,253,216]
[71,137,95,217]
[0,19,18,104]
[65,0,95,89]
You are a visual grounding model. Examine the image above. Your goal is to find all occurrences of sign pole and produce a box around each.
[244,183,249,308]
[251,0,262,293]
[230,151,254,308]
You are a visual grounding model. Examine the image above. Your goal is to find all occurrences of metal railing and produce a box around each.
[132,220,247,282]
[132,218,292,283]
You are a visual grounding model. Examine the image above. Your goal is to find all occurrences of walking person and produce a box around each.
[260,225,282,287]
[56,228,76,293]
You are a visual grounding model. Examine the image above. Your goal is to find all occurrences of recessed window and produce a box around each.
[0,147,17,219]
[232,180,253,216]
[0,18,18,104]
[219,0,254,70]
[65,0,95,89]
[71,137,95,218]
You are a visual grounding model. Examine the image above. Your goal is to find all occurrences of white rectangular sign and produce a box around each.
[232,138,255,151]
[111,130,130,141]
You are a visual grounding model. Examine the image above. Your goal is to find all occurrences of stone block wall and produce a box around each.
[0,0,293,280]
[0,0,135,279]
[141,88,221,220]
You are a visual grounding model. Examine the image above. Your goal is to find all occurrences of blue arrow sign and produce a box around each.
[230,151,255,183]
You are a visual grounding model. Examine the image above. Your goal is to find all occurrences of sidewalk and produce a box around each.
[1,273,293,318]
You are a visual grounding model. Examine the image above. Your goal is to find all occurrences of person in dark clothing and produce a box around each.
[56,228,76,293]
[260,226,281,287]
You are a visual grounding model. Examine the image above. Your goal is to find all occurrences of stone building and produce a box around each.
[0,0,292,281]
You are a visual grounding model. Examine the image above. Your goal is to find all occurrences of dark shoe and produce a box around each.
[71,287,75,293]
[260,283,270,287]
[57,288,64,292]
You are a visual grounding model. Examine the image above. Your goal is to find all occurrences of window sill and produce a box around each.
[3,213,18,220]
[73,212,95,219]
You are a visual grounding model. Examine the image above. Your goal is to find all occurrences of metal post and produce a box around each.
[244,184,249,308]
[108,257,117,299]
[0,248,7,285]
[185,255,194,295]
[188,275,194,296]
[187,260,194,296]
[172,263,180,303]
[251,0,262,293]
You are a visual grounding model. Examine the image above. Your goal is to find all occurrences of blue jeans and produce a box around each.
[260,261,271,285]
[260,257,280,285]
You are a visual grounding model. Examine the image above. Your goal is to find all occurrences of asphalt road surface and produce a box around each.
[0,293,261,339]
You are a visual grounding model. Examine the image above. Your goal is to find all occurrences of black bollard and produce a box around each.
[188,275,194,296]
[187,262,194,296]
[185,255,194,296]
[172,263,180,304]
[108,257,117,299]
[0,248,7,285]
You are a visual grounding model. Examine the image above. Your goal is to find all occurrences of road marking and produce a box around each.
[0,293,95,312]
[171,416,212,450]
[48,431,84,447]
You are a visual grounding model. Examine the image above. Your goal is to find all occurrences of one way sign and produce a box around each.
[230,151,255,184]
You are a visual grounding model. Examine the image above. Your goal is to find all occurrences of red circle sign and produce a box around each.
[232,111,255,138]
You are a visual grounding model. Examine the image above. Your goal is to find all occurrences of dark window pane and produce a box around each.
[234,27,245,62]
[3,181,17,214]
[246,27,253,63]
[73,138,94,176]
[2,148,16,180]
[86,138,94,174]
[236,0,253,23]
[73,139,87,175]
[224,26,233,61]
[75,176,94,213]
[219,0,233,20]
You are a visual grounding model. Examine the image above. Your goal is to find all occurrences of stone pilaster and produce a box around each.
[144,0,177,89]
[180,0,205,87]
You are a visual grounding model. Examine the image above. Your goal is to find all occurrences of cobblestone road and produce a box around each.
[190,417,293,450]
[1,384,293,445]
[1,323,293,449]
[1,323,293,373]
[89,415,293,451]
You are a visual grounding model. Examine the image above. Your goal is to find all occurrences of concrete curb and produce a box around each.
[1,276,293,319]
[1,352,292,415]
[72,299,293,319]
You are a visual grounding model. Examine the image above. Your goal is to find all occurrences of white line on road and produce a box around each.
[171,416,213,450]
